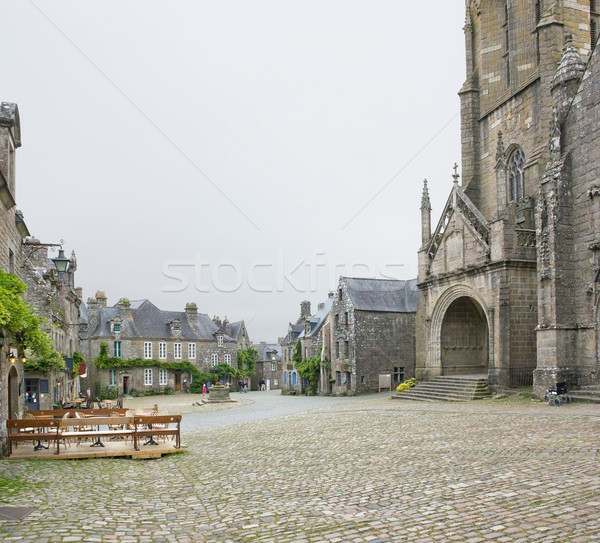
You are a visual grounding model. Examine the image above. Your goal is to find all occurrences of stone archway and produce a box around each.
[441,296,488,375]
[428,285,491,378]
[8,365,19,419]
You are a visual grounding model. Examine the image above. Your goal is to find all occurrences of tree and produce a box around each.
[237,347,258,377]
[0,269,64,371]
[295,345,322,395]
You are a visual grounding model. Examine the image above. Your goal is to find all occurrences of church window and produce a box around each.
[508,148,525,202]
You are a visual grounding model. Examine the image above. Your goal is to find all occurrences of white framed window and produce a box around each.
[217,335,223,347]
[159,368,168,386]
[144,368,153,386]
[188,343,196,359]
[211,353,218,367]
[144,342,152,359]
[224,353,231,365]
[159,342,167,360]
[174,342,182,359]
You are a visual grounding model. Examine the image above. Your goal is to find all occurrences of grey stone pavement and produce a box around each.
[1,390,600,542]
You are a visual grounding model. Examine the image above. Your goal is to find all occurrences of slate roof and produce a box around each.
[342,277,419,313]
[298,296,333,339]
[253,343,282,362]
[229,321,245,340]
[88,299,234,341]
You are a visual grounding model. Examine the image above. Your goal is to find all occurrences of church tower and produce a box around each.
[416,1,598,395]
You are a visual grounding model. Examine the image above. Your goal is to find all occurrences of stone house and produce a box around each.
[325,277,419,395]
[0,102,29,443]
[252,342,283,391]
[417,0,600,398]
[21,240,82,410]
[81,292,246,395]
[279,301,311,393]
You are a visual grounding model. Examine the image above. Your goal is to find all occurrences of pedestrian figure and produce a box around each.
[202,383,207,400]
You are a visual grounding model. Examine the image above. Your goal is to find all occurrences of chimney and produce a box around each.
[328,291,335,298]
[96,291,107,308]
[185,302,198,319]
[318,302,324,311]
[300,301,311,318]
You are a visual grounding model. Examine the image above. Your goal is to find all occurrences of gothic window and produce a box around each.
[508,148,525,202]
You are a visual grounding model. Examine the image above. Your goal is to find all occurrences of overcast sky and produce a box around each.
[3,1,465,343]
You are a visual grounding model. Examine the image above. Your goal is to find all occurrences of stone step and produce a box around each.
[392,376,490,402]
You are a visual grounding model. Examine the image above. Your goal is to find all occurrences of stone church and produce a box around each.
[417,0,600,398]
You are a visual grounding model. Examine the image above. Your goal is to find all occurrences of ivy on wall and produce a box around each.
[0,269,65,372]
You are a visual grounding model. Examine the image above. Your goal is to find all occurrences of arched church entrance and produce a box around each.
[441,296,488,375]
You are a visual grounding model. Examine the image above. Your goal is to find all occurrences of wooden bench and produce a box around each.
[60,416,136,449]
[28,408,128,418]
[132,415,182,450]
[6,414,181,457]
[6,419,62,456]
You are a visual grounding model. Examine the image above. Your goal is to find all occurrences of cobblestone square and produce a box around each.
[1,393,600,542]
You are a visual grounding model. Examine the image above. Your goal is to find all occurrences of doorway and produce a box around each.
[441,296,488,375]
[24,378,39,411]
[122,375,130,395]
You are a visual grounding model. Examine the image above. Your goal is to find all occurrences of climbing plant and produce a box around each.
[0,269,64,371]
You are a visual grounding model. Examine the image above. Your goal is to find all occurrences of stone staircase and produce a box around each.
[565,385,600,404]
[392,375,490,402]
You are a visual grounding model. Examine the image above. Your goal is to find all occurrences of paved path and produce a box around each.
[1,393,600,542]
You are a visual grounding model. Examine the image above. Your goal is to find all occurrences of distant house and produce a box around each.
[325,277,419,395]
[252,342,282,391]
[279,301,312,393]
[21,241,82,410]
[81,292,247,395]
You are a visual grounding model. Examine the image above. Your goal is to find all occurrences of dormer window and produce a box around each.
[110,317,122,335]
[169,318,182,337]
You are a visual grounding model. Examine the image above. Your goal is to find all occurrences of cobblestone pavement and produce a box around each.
[1,394,600,542]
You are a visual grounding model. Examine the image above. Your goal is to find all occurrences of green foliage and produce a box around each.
[210,363,237,382]
[295,346,322,395]
[237,347,258,377]
[0,270,64,371]
[396,377,416,393]
[292,341,302,366]
[72,351,85,379]
[93,342,211,393]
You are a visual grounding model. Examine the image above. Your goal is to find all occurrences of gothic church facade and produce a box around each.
[417,0,600,397]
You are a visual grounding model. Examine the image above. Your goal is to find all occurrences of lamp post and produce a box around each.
[51,249,70,273]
